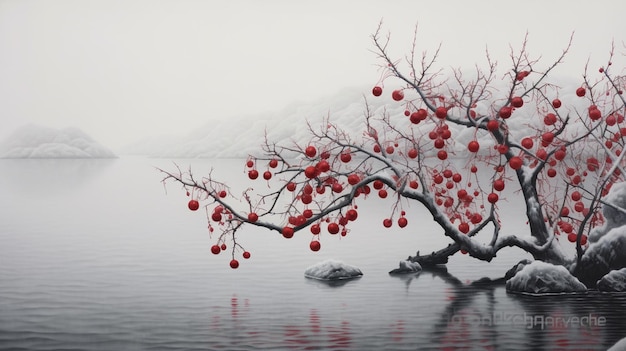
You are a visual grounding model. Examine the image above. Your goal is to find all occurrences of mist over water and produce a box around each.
[1,157,625,350]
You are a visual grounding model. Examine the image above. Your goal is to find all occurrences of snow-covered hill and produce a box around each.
[122,78,589,159]
[0,125,116,158]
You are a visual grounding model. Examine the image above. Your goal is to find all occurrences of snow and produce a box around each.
[577,225,626,287]
[304,259,363,281]
[589,182,626,243]
[505,260,587,294]
[597,268,626,292]
[120,77,591,159]
[0,125,116,158]
[389,260,422,275]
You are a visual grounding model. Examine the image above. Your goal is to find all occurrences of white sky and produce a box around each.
[1,0,624,150]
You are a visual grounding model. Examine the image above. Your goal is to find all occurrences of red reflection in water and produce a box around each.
[284,310,352,350]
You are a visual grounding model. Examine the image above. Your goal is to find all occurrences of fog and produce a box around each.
[0,0,624,151]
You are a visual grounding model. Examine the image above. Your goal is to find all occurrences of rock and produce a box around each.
[389,260,422,275]
[504,259,533,281]
[597,268,626,292]
[304,259,363,281]
[576,226,626,288]
[506,261,587,294]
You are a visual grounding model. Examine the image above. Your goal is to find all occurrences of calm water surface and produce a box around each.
[1,157,625,350]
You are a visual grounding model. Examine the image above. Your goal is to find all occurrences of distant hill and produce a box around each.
[0,124,116,158]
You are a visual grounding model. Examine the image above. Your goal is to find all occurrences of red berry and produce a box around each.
[248,169,259,180]
[230,259,240,269]
[407,148,418,159]
[263,171,272,180]
[282,226,294,238]
[521,137,533,149]
[552,99,562,108]
[188,199,199,211]
[378,189,388,198]
[372,86,383,97]
[487,120,499,131]
[328,223,340,234]
[305,145,317,158]
[509,156,523,170]
[310,240,321,251]
[220,243,227,250]
[243,251,251,259]
[516,71,530,81]
[589,109,602,121]
[542,132,554,144]
[210,245,221,255]
[246,159,254,168]
[397,217,408,228]
[347,174,360,186]
[248,212,259,223]
[269,159,278,168]
[305,166,318,179]
[346,209,358,221]
[383,218,393,228]
[286,182,297,192]
[499,106,512,119]
[487,193,499,204]
[544,113,557,126]
[576,87,586,97]
[332,182,343,193]
[311,224,321,234]
[567,233,577,243]
[340,152,352,163]
[458,222,470,234]
[392,90,404,101]
[385,145,395,154]
[435,106,448,119]
[437,150,448,160]
[511,97,524,108]
[493,179,505,192]
[467,140,480,153]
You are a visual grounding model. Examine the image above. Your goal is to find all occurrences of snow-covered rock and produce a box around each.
[504,259,533,280]
[304,259,363,281]
[505,261,587,294]
[596,268,626,292]
[389,260,422,275]
[0,125,116,158]
[589,182,626,243]
[577,226,626,288]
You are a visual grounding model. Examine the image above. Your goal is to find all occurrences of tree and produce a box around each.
[160,24,626,284]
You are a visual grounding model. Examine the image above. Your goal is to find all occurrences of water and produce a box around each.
[1,157,625,350]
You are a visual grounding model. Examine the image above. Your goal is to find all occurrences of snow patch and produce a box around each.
[590,182,626,243]
[505,261,586,294]
[577,226,626,287]
[597,268,626,292]
[0,125,116,159]
[389,260,422,274]
[304,259,363,281]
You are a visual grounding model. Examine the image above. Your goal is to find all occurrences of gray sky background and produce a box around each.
[1,0,624,149]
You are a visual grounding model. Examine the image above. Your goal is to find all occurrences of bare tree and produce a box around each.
[160,23,626,276]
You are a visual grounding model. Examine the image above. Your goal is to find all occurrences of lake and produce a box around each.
[1,157,625,350]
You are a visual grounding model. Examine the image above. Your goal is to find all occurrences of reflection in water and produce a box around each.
[390,267,626,350]
[0,158,116,196]
[2,157,626,350]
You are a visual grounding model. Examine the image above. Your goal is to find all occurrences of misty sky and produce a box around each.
[1,0,624,150]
